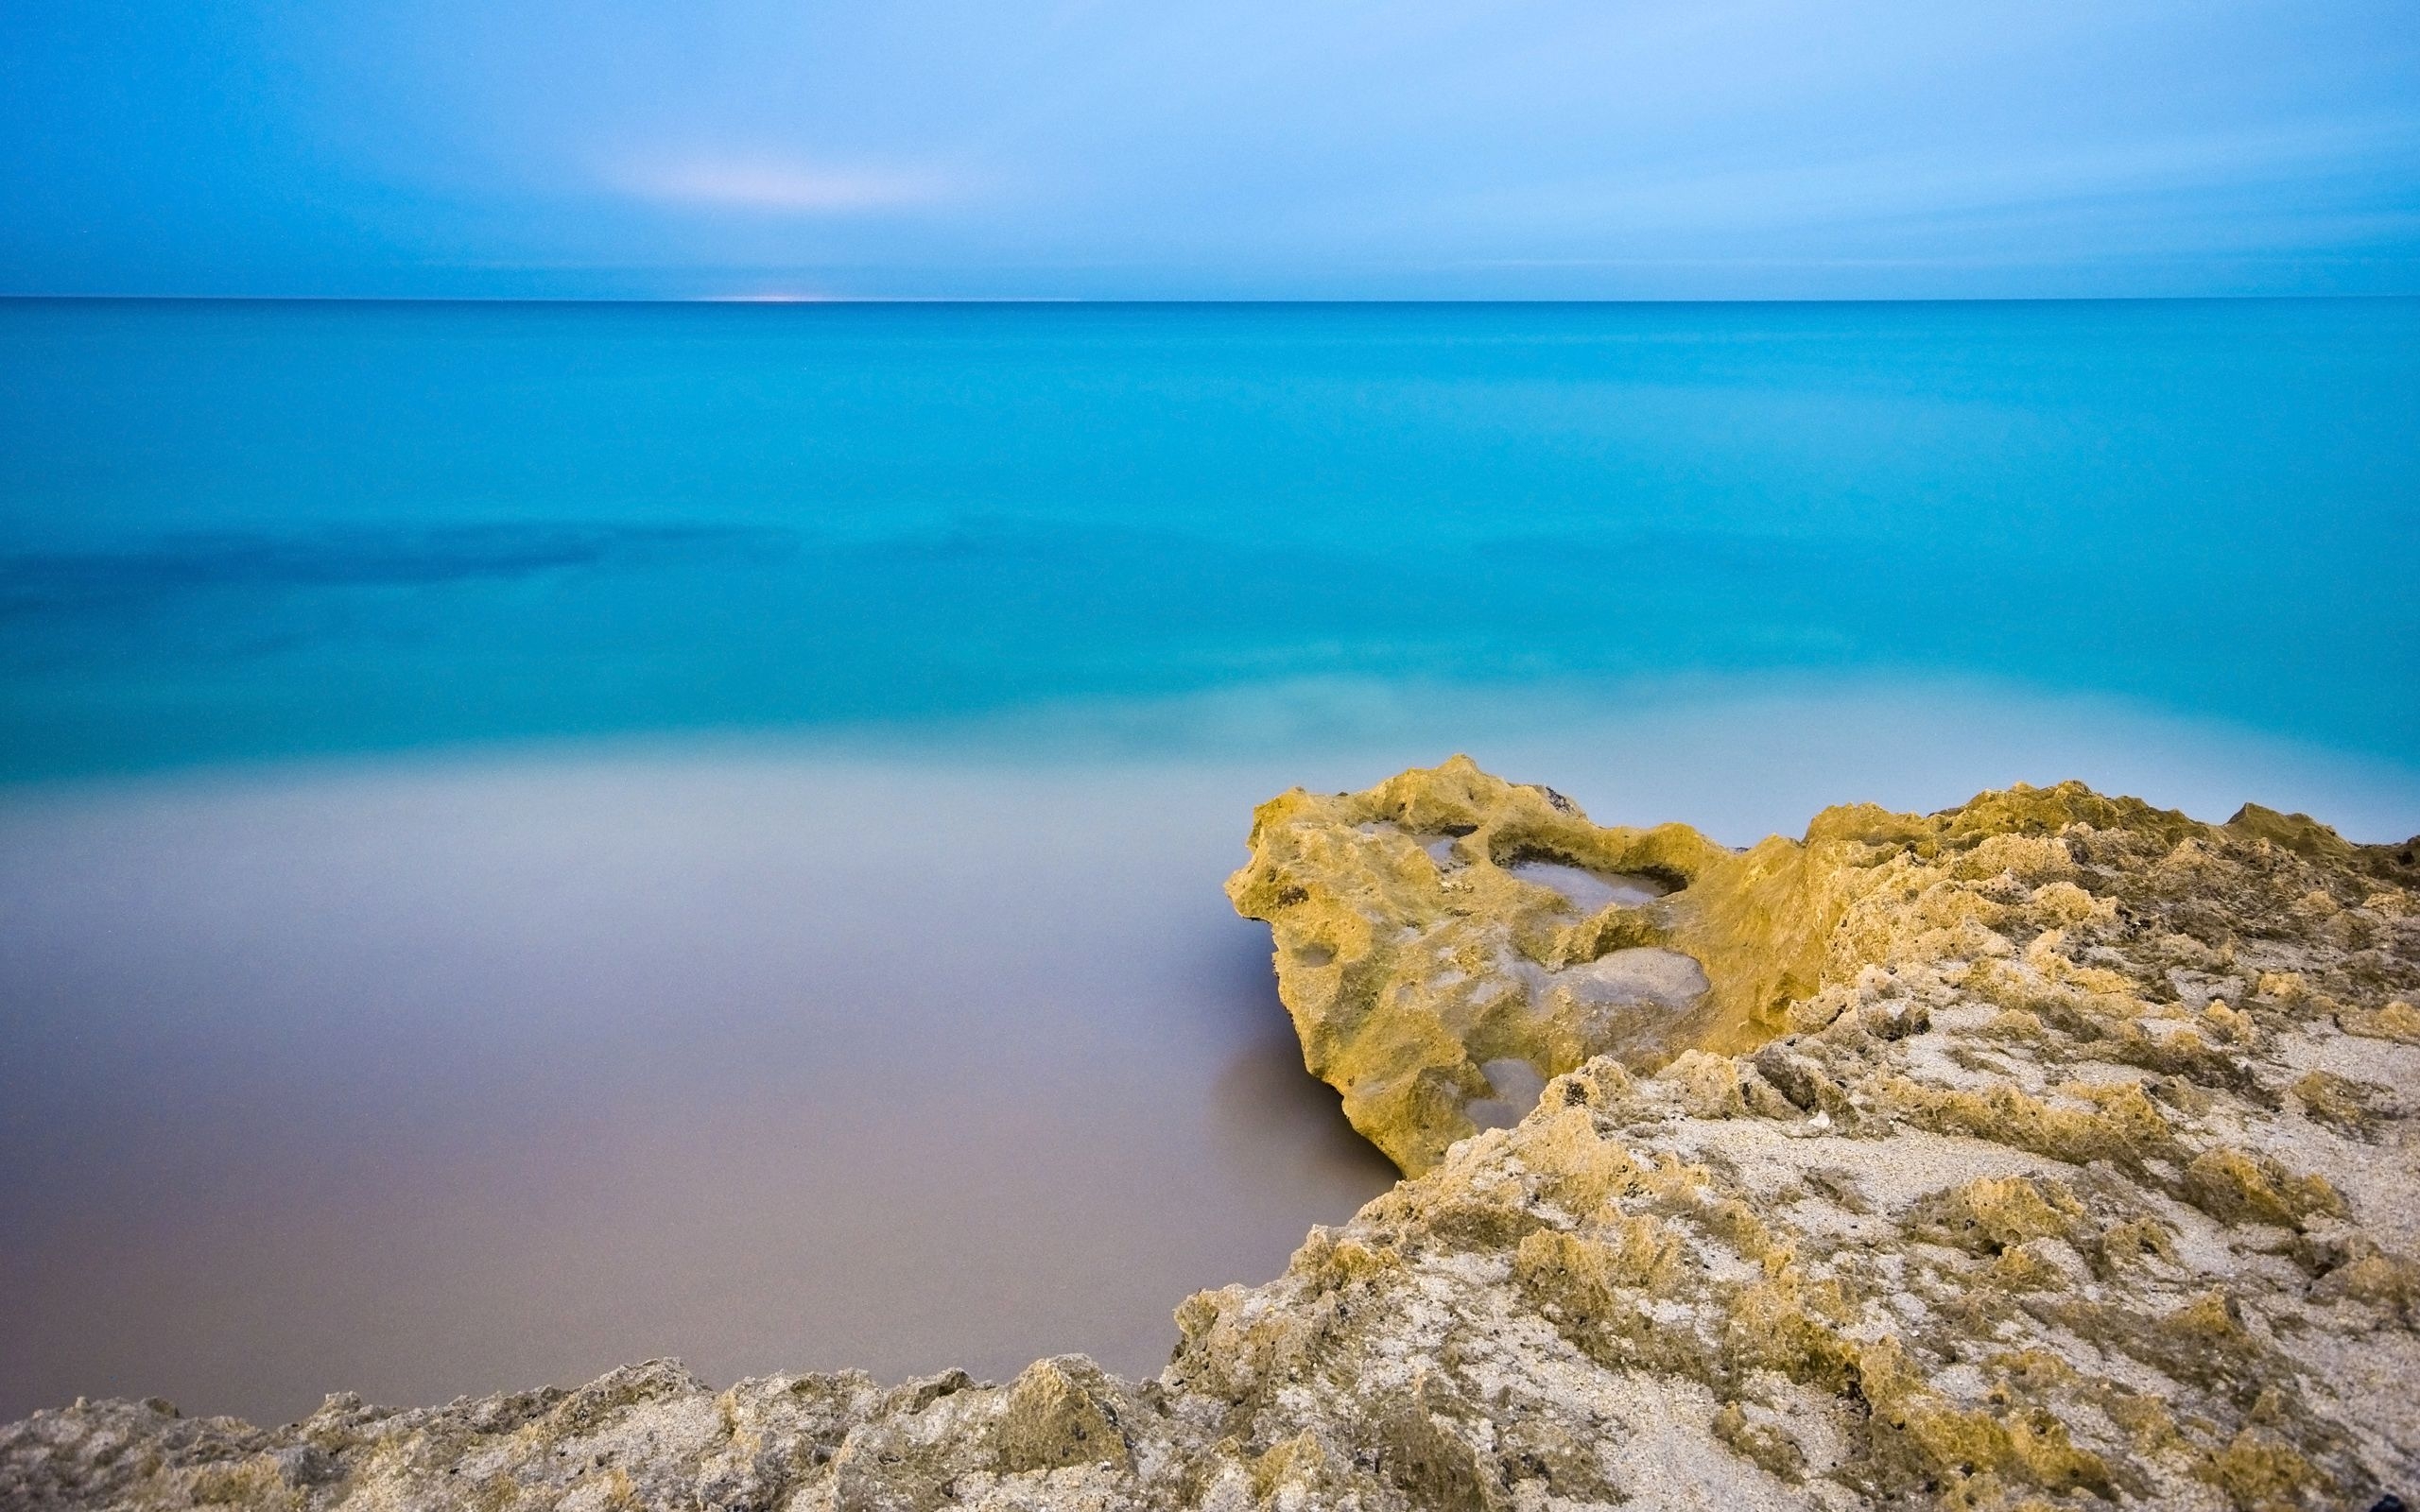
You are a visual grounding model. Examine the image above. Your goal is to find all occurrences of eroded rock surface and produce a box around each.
[8,765,2418,1510]
[1228,756,1923,1173]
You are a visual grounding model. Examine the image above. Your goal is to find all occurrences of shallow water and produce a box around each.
[1505,859,1667,913]
[1467,1059,1550,1132]
[6,685,2418,1424]
[2,300,2416,1425]
[0,757,1399,1424]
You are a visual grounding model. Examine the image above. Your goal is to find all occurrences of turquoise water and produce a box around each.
[4,298,2415,781]
[5,299,2419,1422]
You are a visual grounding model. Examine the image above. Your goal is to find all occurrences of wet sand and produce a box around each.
[2,677,2414,1425]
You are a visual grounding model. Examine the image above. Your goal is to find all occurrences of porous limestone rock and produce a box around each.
[7,765,2417,1510]
[1226,755,1943,1174]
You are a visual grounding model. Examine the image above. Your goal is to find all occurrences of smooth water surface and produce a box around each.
[3,300,2416,1424]
[0,756,1400,1423]
[3,299,2415,776]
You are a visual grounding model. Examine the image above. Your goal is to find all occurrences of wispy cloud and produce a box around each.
[613,159,957,213]
[1416,113,2420,240]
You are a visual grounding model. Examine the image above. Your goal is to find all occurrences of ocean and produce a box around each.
[4,297,2416,778]
[3,298,2415,1423]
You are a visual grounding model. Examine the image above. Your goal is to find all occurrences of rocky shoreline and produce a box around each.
[7,760,2415,1510]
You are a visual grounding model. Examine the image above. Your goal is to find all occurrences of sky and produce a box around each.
[3,0,2417,300]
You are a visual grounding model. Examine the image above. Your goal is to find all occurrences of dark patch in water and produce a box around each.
[1195,920,1392,1179]
[1208,1034,1399,1186]
[0,524,798,613]
[1183,916,1299,1033]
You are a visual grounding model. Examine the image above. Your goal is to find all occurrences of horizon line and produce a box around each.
[5,291,2415,308]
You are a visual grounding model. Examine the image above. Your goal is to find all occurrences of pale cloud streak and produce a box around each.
[613,159,958,213]
[11,0,2414,295]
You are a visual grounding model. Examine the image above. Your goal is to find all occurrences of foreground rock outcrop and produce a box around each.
[7,762,2416,1510]
[1226,755,1911,1174]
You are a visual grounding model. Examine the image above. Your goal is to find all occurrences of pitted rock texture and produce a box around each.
[1228,756,1924,1174]
[7,766,2418,1511]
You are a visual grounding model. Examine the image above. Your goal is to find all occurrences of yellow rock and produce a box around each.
[1225,755,1902,1172]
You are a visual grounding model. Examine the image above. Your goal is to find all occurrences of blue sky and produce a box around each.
[5,0,2416,299]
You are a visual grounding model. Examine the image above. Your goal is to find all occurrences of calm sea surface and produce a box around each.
[3,298,2415,775]
[3,299,2416,1423]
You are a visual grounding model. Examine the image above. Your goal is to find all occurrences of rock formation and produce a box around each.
[7,761,2416,1509]
[1225,755,1900,1174]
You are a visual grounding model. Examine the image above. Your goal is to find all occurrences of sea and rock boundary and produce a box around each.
[6,759,2415,1509]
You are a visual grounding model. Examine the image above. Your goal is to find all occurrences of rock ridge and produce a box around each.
[6,761,2416,1510]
